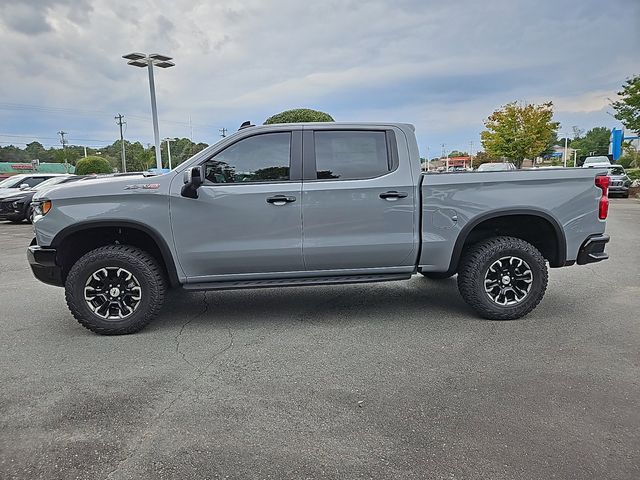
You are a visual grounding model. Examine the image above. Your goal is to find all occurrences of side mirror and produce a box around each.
[19,183,30,190]
[181,166,204,198]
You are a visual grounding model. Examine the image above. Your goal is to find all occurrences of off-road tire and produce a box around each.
[457,236,548,320]
[420,271,454,280]
[65,245,165,335]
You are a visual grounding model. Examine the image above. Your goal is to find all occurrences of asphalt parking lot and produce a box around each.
[1,199,638,480]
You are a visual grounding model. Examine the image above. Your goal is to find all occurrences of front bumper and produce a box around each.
[0,203,22,220]
[576,234,609,265]
[27,242,64,287]
[608,185,629,195]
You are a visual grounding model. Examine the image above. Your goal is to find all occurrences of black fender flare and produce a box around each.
[445,208,567,275]
[50,219,181,287]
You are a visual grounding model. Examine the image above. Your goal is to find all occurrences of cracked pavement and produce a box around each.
[0,199,639,479]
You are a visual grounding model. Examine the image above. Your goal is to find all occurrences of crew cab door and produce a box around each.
[301,127,416,271]
[170,129,304,280]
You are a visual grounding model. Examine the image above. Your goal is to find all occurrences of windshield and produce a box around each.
[584,156,610,164]
[0,175,25,188]
[32,176,69,190]
[607,167,625,176]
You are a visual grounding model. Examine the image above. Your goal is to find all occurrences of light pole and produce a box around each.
[557,132,572,168]
[163,137,175,169]
[122,52,175,170]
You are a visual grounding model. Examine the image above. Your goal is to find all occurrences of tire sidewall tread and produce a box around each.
[457,236,548,320]
[65,245,166,335]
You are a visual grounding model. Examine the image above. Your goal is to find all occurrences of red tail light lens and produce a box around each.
[595,175,609,220]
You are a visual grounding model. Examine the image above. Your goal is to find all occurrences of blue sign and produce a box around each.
[610,128,624,160]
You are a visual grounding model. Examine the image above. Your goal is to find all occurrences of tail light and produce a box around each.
[595,175,609,220]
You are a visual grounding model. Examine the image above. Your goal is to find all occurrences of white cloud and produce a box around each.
[0,0,638,150]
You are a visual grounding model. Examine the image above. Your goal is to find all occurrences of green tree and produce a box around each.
[264,108,334,124]
[127,147,155,172]
[52,148,80,165]
[568,127,611,157]
[447,150,469,158]
[75,156,113,175]
[0,145,28,162]
[480,101,559,168]
[24,141,46,160]
[611,74,640,134]
[618,143,640,168]
[472,151,499,167]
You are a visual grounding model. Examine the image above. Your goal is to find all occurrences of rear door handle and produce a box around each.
[379,191,408,200]
[266,195,296,205]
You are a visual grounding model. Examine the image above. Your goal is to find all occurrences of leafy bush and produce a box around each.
[264,108,334,125]
[75,156,113,175]
[626,168,640,181]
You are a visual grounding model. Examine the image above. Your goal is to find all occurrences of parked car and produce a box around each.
[582,156,611,168]
[0,173,65,199]
[476,162,517,172]
[0,175,87,223]
[28,122,610,335]
[607,165,631,198]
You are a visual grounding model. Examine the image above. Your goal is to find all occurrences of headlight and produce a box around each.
[32,200,52,221]
[41,200,52,215]
[12,201,19,209]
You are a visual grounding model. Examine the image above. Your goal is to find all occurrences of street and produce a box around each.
[1,199,638,479]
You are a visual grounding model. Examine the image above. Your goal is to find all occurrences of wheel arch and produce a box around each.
[447,209,566,275]
[51,220,181,287]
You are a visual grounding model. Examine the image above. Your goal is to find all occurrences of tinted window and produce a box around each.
[203,132,291,183]
[314,131,389,180]
[23,177,49,187]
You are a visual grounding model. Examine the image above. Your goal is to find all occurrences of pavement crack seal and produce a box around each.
[106,293,235,479]
[174,291,208,372]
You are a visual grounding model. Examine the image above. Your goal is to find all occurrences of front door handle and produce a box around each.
[266,195,296,205]
[379,191,408,200]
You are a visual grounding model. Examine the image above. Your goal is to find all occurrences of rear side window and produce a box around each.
[314,131,390,180]
[203,132,291,183]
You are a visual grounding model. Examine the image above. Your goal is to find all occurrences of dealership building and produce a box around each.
[0,162,74,179]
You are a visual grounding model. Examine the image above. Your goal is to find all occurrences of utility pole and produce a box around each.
[469,141,474,169]
[442,143,448,171]
[563,136,569,168]
[83,146,87,158]
[219,128,227,138]
[58,131,69,173]
[115,113,127,172]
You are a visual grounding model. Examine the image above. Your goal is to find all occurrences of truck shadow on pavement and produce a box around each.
[151,276,474,332]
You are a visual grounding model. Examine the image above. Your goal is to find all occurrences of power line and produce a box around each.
[0,102,220,129]
[0,133,112,142]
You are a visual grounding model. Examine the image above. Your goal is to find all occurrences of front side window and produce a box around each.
[203,132,291,184]
[23,177,49,187]
[314,130,390,180]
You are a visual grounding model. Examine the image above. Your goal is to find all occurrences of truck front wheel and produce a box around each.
[65,245,166,335]
[457,236,548,320]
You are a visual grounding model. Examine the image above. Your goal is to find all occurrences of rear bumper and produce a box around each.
[27,243,64,287]
[576,234,609,265]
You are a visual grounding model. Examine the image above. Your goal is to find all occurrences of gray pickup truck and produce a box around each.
[27,123,610,335]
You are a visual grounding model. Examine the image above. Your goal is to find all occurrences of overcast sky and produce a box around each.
[0,0,638,156]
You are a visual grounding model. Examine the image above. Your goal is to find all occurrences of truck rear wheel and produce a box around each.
[65,245,166,335]
[457,236,548,320]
